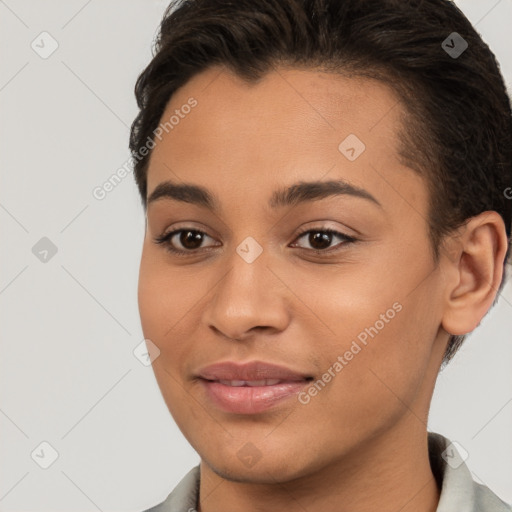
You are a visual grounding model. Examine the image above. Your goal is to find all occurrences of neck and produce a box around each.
[197,419,440,512]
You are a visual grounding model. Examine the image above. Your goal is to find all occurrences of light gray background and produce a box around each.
[1,1,511,510]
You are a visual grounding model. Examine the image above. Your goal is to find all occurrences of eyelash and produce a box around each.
[153,226,357,257]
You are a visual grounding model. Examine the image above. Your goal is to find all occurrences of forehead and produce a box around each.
[146,65,426,219]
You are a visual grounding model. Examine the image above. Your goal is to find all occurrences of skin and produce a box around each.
[138,65,508,512]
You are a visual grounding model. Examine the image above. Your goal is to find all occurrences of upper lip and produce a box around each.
[197,360,313,382]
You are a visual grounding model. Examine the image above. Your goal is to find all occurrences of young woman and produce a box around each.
[130,1,512,510]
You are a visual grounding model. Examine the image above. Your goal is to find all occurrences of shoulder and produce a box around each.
[473,481,512,512]
[428,432,512,512]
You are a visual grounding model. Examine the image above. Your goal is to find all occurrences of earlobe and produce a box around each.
[441,211,508,336]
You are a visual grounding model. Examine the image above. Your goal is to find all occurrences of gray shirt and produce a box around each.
[144,432,512,512]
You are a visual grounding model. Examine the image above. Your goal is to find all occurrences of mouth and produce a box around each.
[196,360,314,414]
[214,379,300,386]
[197,360,313,382]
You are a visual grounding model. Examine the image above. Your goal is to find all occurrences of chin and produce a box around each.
[202,456,305,484]
[199,443,319,485]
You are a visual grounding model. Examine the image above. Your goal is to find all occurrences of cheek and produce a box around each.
[137,248,195,339]
[137,254,165,339]
[291,253,438,411]
[294,311,431,451]
[137,248,212,378]
[137,254,197,418]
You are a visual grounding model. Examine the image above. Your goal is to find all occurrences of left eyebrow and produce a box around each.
[269,179,382,209]
[147,178,383,211]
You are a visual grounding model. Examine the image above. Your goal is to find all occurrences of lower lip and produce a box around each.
[199,379,309,414]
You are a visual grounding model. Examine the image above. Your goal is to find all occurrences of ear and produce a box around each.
[441,211,509,336]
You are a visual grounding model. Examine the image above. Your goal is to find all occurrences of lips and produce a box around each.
[217,379,283,386]
[196,360,313,414]
[197,360,312,382]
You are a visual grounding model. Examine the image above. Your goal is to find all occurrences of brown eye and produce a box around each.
[306,231,333,250]
[292,228,357,253]
[154,226,357,258]
[177,230,205,250]
[154,228,219,255]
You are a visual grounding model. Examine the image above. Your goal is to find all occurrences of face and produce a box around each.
[138,65,450,483]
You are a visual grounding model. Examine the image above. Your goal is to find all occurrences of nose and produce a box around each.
[202,249,291,342]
